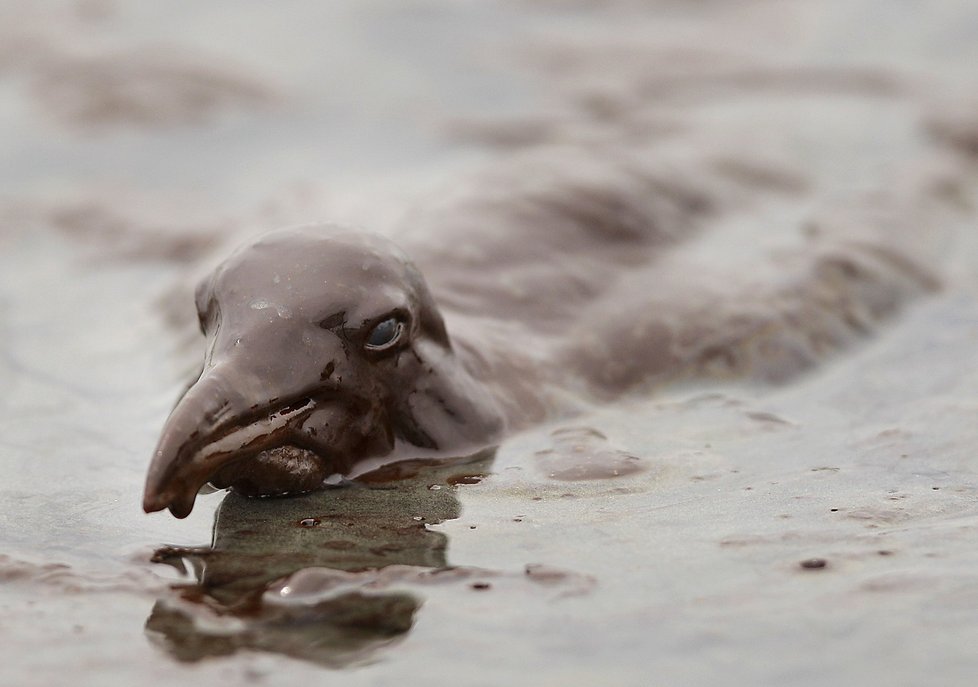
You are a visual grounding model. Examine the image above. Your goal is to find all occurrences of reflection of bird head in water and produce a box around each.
[145,452,493,668]
[143,226,504,519]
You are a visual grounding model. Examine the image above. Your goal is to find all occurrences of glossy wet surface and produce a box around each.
[3,1,978,685]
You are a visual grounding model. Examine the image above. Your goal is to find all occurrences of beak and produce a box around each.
[142,362,317,518]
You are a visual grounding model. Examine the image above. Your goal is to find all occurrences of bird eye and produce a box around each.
[365,317,404,351]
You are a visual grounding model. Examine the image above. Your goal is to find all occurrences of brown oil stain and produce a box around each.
[146,453,593,667]
[534,427,646,481]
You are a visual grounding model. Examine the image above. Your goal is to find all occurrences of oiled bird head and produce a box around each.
[143,225,500,518]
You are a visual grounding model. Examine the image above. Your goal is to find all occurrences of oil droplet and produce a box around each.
[447,474,485,485]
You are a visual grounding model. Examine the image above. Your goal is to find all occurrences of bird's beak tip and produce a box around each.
[141,482,196,518]
[168,503,192,519]
[142,488,166,514]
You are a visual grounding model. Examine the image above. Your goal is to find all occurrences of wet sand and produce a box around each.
[2,1,978,685]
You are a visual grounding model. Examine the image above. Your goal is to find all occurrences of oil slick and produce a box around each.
[145,453,593,667]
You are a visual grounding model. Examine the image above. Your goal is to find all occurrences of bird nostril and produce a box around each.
[320,361,336,381]
[204,400,234,426]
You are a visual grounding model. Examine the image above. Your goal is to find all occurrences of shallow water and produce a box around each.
[3,1,978,685]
